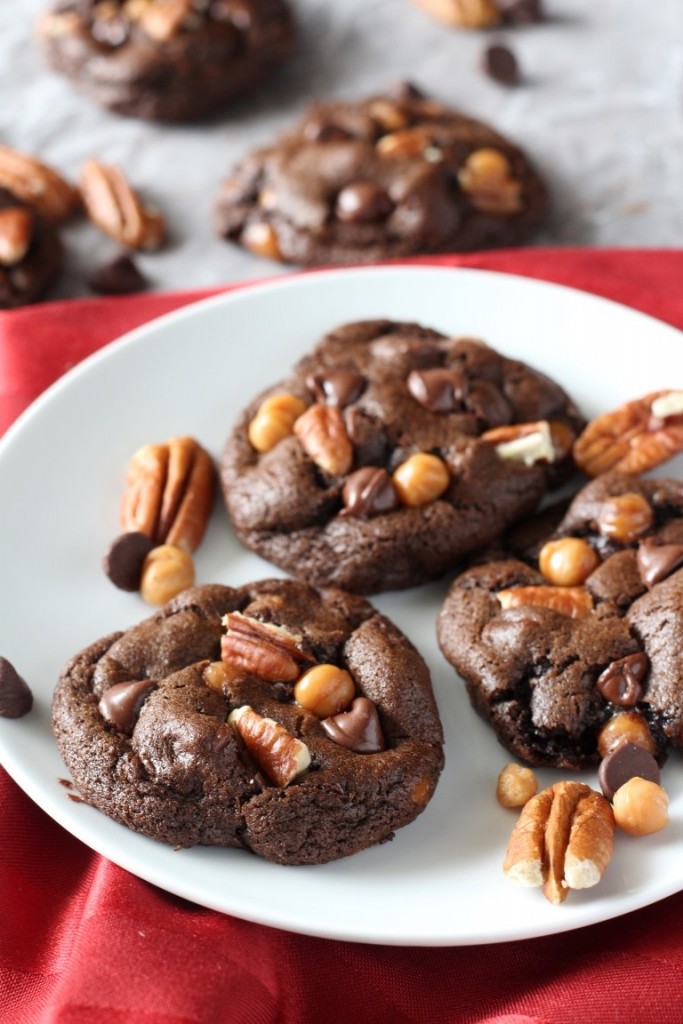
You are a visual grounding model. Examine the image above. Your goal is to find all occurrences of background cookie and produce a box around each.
[437,471,683,769]
[53,580,444,865]
[37,0,295,122]
[220,319,583,593]
[214,85,547,264]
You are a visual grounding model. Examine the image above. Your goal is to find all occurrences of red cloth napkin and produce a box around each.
[3,249,683,1024]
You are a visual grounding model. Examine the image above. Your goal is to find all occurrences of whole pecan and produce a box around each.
[573,390,683,477]
[228,705,311,787]
[293,404,354,477]
[120,436,216,553]
[80,160,165,250]
[221,612,315,682]
[504,781,615,904]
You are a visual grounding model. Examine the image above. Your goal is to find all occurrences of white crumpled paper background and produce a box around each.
[2,0,682,298]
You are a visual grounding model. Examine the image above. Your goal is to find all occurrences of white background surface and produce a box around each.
[1,0,683,299]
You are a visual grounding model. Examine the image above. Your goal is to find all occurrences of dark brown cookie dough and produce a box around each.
[220,319,583,593]
[0,190,63,308]
[37,0,295,123]
[53,580,444,865]
[437,471,683,769]
[214,86,548,265]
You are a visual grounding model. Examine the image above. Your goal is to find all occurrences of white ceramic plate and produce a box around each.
[2,265,683,947]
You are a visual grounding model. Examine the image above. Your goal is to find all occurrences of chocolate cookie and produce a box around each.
[437,471,683,769]
[37,0,295,123]
[214,86,547,265]
[220,319,583,594]
[0,189,63,308]
[52,580,444,864]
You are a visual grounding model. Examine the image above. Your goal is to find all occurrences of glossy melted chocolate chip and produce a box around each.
[321,696,385,753]
[103,531,154,591]
[306,370,366,408]
[335,182,394,223]
[407,367,468,413]
[99,679,158,734]
[342,466,399,519]
[596,652,649,706]
[0,657,33,718]
[637,537,683,587]
[598,741,660,801]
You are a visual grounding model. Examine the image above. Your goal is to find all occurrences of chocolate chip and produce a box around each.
[88,253,149,296]
[0,657,33,718]
[598,741,660,801]
[343,408,389,466]
[103,531,154,591]
[99,679,158,734]
[342,466,399,519]
[306,370,366,408]
[321,697,385,753]
[637,537,683,587]
[407,367,468,413]
[483,44,520,86]
[466,378,512,428]
[596,652,649,706]
[335,182,394,223]
[497,0,544,25]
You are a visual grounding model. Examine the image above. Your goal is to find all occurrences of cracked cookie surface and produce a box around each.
[53,580,444,864]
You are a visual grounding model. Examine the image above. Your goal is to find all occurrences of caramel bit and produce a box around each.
[457,148,522,215]
[229,705,310,787]
[248,394,307,453]
[596,492,653,545]
[538,537,601,587]
[392,452,450,506]
[503,781,615,904]
[496,585,594,618]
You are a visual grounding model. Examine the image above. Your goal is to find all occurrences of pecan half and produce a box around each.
[293,404,354,477]
[482,420,574,466]
[503,781,615,904]
[228,705,311,786]
[496,585,594,618]
[221,612,316,682]
[0,145,80,223]
[120,436,216,553]
[79,160,165,250]
[573,390,683,477]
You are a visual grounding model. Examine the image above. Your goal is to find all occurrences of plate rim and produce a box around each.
[2,262,683,947]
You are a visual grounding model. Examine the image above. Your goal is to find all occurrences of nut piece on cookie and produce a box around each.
[0,145,80,223]
[229,704,311,786]
[503,781,615,904]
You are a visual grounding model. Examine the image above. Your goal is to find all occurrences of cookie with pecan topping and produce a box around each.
[220,319,583,593]
[52,580,444,864]
[437,471,683,768]
[37,0,295,122]
[214,86,547,264]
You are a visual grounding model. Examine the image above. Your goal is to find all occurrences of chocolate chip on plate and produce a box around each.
[0,657,33,718]
[103,531,154,591]
[88,253,149,295]
[598,741,660,801]
[483,43,521,85]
